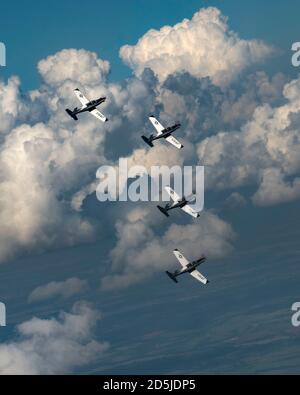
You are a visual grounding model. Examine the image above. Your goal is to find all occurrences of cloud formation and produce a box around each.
[0,302,109,374]
[38,49,110,87]
[196,76,300,205]
[0,6,298,276]
[252,168,300,206]
[101,207,235,290]
[0,49,157,263]
[225,192,247,209]
[28,277,88,303]
[120,7,273,86]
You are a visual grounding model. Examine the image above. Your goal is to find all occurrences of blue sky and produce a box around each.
[0,0,300,374]
[1,0,299,88]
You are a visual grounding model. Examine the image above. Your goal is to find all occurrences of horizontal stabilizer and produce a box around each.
[157,205,169,217]
[141,135,154,147]
[65,109,78,121]
[166,271,178,283]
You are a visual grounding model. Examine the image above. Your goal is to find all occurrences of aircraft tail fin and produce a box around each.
[141,135,154,147]
[157,205,169,217]
[166,271,178,283]
[66,109,78,121]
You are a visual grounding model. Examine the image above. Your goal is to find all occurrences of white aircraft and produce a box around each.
[66,88,108,122]
[141,116,183,149]
[166,249,209,284]
[157,186,200,218]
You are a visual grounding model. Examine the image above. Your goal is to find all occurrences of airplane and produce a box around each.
[66,88,108,122]
[157,186,200,218]
[166,249,209,284]
[141,116,183,149]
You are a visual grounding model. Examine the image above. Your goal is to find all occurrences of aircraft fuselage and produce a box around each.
[179,257,206,275]
[73,97,106,114]
[166,198,188,211]
[151,123,181,141]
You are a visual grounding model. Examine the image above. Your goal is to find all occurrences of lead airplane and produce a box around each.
[157,186,200,218]
[66,88,108,122]
[141,116,183,149]
[166,249,209,284]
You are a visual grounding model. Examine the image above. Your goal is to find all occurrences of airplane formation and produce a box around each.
[66,88,209,286]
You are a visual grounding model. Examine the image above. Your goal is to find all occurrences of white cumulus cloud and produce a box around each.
[28,277,89,303]
[0,302,109,374]
[252,168,300,206]
[196,75,300,206]
[120,7,273,86]
[38,49,110,87]
[0,48,158,263]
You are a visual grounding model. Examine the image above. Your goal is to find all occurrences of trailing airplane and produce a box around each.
[66,88,108,122]
[141,116,183,149]
[157,186,200,218]
[166,249,208,285]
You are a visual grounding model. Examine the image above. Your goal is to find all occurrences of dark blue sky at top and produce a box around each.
[0,0,300,89]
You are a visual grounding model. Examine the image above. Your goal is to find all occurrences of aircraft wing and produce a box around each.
[181,204,200,218]
[190,269,208,284]
[165,186,181,203]
[90,109,107,122]
[165,135,183,149]
[149,116,165,136]
[173,249,189,268]
[74,88,89,108]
